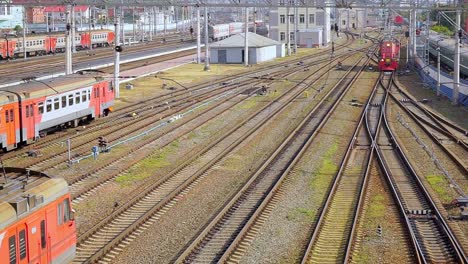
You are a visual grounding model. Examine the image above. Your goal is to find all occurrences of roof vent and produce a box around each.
[10,197,28,216]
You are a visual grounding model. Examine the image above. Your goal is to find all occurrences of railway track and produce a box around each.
[2,33,357,167]
[72,43,366,263]
[389,78,468,177]
[374,74,467,263]
[175,50,371,263]
[0,34,192,82]
[300,72,382,264]
[68,53,349,203]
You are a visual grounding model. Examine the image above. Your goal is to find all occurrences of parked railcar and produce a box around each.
[0,73,114,151]
[0,30,115,59]
[0,167,76,264]
[208,24,231,41]
[378,39,400,71]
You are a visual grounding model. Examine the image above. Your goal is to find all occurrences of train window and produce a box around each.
[46,100,52,112]
[9,109,13,122]
[96,88,100,97]
[62,96,67,108]
[29,104,34,117]
[40,220,46,248]
[8,235,16,264]
[75,92,81,104]
[19,229,26,260]
[88,90,91,100]
[57,203,63,225]
[26,105,29,118]
[5,110,9,123]
[82,91,87,102]
[54,98,59,110]
[63,199,70,222]
[68,94,74,106]
[38,102,44,114]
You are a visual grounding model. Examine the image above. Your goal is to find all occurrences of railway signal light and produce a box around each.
[115,45,123,52]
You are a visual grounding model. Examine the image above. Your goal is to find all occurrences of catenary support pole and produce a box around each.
[71,6,76,53]
[453,4,461,105]
[65,6,72,74]
[197,7,201,64]
[22,6,26,60]
[244,7,249,66]
[114,16,121,98]
[203,6,210,71]
[437,46,441,96]
[294,0,298,54]
[286,5,291,56]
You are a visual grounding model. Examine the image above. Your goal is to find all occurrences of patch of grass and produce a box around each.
[239,99,258,109]
[368,194,385,218]
[426,174,452,203]
[115,140,180,185]
[310,142,339,190]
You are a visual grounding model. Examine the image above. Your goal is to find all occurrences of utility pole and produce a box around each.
[114,16,121,98]
[203,6,210,71]
[197,7,201,64]
[132,6,136,44]
[244,7,249,66]
[453,1,461,105]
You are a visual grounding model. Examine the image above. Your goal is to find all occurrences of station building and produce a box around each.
[210,32,285,64]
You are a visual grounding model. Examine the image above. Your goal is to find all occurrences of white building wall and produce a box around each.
[256,46,277,63]
[211,45,280,64]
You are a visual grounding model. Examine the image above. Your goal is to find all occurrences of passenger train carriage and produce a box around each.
[378,39,400,71]
[0,30,115,59]
[0,167,76,264]
[0,74,114,151]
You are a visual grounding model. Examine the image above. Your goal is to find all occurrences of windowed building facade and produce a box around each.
[269,4,331,47]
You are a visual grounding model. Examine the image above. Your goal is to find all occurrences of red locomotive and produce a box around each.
[0,167,76,263]
[0,30,115,59]
[0,73,114,151]
[378,39,400,71]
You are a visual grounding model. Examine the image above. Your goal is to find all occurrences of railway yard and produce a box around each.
[0,10,468,264]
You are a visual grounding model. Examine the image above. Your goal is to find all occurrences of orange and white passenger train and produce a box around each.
[0,29,115,59]
[0,73,114,151]
[0,167,76,263]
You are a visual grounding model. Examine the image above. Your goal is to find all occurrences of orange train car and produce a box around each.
[0,167,76,263]
[0,30,115,59]
[0,73,114,151]
[378,39,400,71]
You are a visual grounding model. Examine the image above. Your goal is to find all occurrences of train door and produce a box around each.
[94,85,101,116]
[45,37,57,53]
[3,104,17,149]
[27,216,49,264]
[24,103,36,143]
